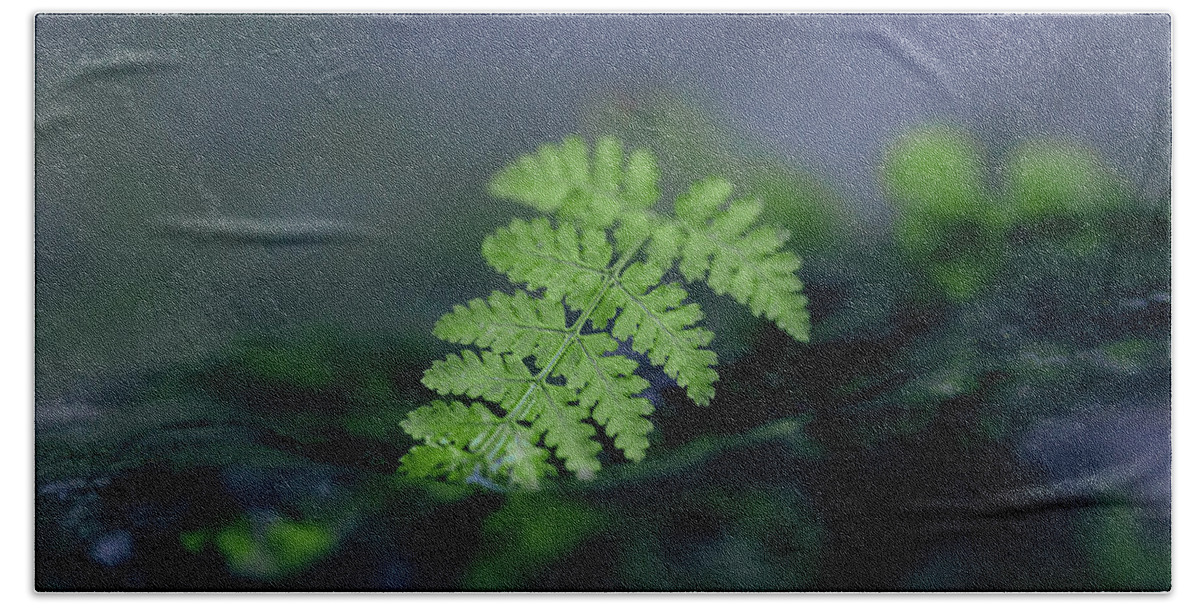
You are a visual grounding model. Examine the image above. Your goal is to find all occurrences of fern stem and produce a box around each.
[472,275,614,457]
[471,233,650,465]
[576,415,820,492]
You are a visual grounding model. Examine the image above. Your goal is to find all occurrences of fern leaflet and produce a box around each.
[673,177,811,342]
[489,135,658,230]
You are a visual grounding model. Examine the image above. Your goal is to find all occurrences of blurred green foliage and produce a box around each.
[883,125,1006,302]
[1007,140,1124,219]
[1078,507,1170,590]
[180,516,338,580]
[882,125,1152,305]
[840,123,1169,442]
[464,493,606,589]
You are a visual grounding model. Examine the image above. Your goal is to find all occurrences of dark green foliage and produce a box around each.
[1077,507,1171,590]
[36,109,1167,591]
[463,493,606,589]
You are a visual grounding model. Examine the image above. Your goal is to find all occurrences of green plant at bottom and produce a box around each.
[398,135,812,489]
[181,516,337,580]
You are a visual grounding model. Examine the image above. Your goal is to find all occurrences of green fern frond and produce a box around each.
[401,399,494,446]
[430,290,654,462]
[526,382,603,477]
[399,135,812,489]
[399,401,496,481]
[422,350,536,410]
[400,400,556,487]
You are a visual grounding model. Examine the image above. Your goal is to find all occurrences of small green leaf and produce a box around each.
[528,383,602,476]
[676,176,735,225]
[422,350,534,407]
[433,290,568,368]
[489,136,660,230]
[560,333,654,460]
[604,263,718,405]
[670,180,811,342]
[592,136,623,193]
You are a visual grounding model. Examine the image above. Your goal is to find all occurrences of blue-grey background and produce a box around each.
[34,14,1170,399]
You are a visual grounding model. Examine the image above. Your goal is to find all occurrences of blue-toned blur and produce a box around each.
[35,14,1169,590]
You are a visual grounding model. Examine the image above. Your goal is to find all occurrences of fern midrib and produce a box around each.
[470,232,650,462]
[523,246,609,277]
[574,336,621,403]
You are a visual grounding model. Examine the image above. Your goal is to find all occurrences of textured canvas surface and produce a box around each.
[34,13,1170,591]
